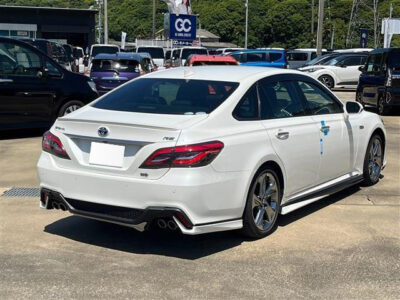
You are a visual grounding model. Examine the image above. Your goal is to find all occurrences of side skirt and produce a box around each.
[280,174,364,215]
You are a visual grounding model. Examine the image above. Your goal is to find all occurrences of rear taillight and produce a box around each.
[140,141,224,169]
[42,131,70,159]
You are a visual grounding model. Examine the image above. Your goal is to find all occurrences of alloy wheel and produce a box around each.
[368,137,382,182]
[319,75,334,89]
[64,104,81,116]
[251,172,279,231]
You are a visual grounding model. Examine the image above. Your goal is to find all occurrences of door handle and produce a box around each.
[320,125,330,133]
[0,78,13,83]
[276,131,289,140]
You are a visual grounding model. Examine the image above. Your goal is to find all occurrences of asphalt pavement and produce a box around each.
[0,91,399,299]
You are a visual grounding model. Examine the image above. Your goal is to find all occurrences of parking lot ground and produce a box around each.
[0,92,399,299]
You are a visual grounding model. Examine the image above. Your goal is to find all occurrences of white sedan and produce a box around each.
[37,66,386,238]
[299,54,368,89]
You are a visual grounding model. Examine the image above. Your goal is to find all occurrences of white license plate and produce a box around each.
[89,142,125,168]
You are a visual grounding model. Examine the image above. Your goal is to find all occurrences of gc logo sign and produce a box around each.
[175,18,192,33]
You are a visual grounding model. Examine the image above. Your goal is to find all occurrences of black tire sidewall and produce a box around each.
[242,168,282,239]
[377,96,388,115]
[58,100,84,117]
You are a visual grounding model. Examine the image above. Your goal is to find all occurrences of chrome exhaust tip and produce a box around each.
[59,203,67,211]
[157,219,167,229]
[52,202,60,210]
[167,220,178,230]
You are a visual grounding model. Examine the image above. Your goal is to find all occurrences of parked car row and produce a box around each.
[0,37,98,130]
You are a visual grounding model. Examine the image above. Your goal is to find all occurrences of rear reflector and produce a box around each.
[140,141,224,169]
[174,211,193,229]
[42,131,70,159]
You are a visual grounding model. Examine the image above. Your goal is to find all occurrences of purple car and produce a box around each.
[90,53,154,95]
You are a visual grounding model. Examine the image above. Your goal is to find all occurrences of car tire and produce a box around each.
[241,167,282,239]
[377,95,389,115]
[356,90,364,106]
[58,100,85,117]
[362,134,383,186]
[318,75,334,89]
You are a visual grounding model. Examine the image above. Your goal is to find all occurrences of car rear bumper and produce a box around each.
[37,152,248,234]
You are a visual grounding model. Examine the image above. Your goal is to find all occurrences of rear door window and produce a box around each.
[259,80,306,119]
[93,78,239,115]
[269,52,283,62]
[246,52,266,62]
[341,56,363,66]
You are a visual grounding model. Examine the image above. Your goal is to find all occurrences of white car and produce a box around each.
[37,67,386,238]
[299,54,368,89]
[136,46,165,69]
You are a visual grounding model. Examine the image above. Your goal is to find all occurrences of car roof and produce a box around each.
[145,66,303,82]
[93,52,142,60]
[370,47,400,54]
[230,49,285,55]
[188,55,238,63]
[137,46,163,49]
[91,44,119,48]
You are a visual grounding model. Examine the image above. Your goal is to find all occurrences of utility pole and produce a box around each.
[316,0,325,56]
[152,0,156,39]
[311,0,314,34]
[373,0,378,48]
[330,26,335,49]
[390,2,393,18]
[97,0,102,44]
[104,0,108,44]
[245,0,249,48]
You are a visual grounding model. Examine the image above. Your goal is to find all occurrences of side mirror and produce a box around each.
[358,66,365,72]
[345,101,363,114]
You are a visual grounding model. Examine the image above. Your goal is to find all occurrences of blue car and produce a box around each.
[228,49,287,68]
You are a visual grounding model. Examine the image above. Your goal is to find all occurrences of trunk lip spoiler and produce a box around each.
[65,133,153,146]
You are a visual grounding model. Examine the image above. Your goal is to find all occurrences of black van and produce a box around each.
[0,37,98,130]
[356,48,400,115]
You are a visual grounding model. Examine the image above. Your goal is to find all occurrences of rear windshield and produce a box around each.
[93,78,239,115]
[91,59,139,73]
[137,47,164,59]
[287,52,308,61]
[73,48,84,58]
[92,46,119,57]
[388,51,400,68]
[182,49,208,60]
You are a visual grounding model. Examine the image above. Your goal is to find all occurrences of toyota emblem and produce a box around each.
[98,127,109,137]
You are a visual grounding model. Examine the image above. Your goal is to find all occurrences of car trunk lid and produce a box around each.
[51,106,208,179]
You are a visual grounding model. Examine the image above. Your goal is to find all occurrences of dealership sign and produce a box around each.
[165,13,197,41]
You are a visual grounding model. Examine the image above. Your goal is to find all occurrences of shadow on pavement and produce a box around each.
[44,217,245,260]
[44,185,362,260]
[0,128,46,140]
[278,185,361,227]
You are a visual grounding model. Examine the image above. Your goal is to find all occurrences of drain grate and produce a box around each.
[1,187,40,198]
